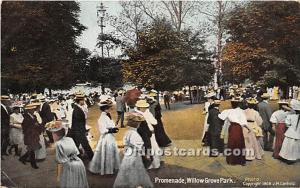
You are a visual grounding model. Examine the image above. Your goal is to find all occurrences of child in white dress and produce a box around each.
[114,113,153,188]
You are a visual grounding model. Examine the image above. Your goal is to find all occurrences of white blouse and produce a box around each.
[123,128,144,151]
[136,109,157,131]
[98,112,116,135]
[10,113,24,129]
[219,107,248,126]
[284,114,300,139]
[270,110,291,124]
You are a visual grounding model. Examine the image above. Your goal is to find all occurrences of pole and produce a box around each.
[101,17,104,58]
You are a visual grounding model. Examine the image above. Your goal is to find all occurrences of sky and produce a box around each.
[76,1,219,56]
[77,1,122,56]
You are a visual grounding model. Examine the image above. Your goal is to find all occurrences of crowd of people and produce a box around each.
[202,88,300,166]
[1,88,173,188]
[1,84,300,187]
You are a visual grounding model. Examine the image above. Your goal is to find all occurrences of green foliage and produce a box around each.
[1,1,86,93]
[223,1,300,86]
[88,57,123,90]
[122,19,213,91]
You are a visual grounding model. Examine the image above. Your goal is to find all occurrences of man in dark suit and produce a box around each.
[39,96,54,143]
[1,95,11,157]
[258,93,274,151]
[69,94,94,160]
[136,100,153,168]
[19,103,44,169]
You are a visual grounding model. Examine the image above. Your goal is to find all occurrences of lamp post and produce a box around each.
[97,2,106,58]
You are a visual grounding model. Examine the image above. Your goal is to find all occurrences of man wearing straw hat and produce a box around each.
[1,95,11,157]
[115,90,126,128]
[69,94,94,160]
[258,93,274,151]
[19,103,44,169]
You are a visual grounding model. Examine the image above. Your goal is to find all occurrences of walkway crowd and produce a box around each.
[1,84,300,187]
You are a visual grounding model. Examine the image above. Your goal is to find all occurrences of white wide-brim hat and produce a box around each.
[290,99,300,111]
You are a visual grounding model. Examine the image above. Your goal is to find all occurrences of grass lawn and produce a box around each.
[87,100,280,148]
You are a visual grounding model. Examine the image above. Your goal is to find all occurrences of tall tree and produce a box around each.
[108,1,147,47]
[196,1,242,87]
[122,19,213,91]
[222,1,300,91]
[1,1,86,93]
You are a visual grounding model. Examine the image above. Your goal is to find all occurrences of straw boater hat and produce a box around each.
[230,85,238,89]
[75,93,85,100]
[148,92,157,97]
[246,98,258,104]
[1,95,10,101]
[46,120,68,132]
[214,100,221,105]
[261,93,270,99]
[151,89,158,94]
[24,103,38,110]
[290,99,300,111]
[135,99,150,108]
[147,96,155,101]
[231,97,243,102]
[277,100,289,105]
[98,99,113,107]
[127,113,145,128]
[30,102,42,107]
[204,92,216,98]
[11,102,24,109]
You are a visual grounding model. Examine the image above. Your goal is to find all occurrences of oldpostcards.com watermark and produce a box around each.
[123,147,254,157]
[154,177,235,185]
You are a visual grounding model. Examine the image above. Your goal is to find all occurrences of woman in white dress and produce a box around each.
[244,98,264,160]
[8,104,24,156]
[279,99,300,163]
[136,99,162,169]
[88,99,120,175]
[113,113,153,188]
[47,121,89,188]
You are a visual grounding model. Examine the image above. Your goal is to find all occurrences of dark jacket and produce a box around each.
[39,102,53,125]
[1,104,10,136]
[258,101,273,130]
[137,121,152,150]
[207,107,223,136]
[71,104,86,132]
[22,112,44,147]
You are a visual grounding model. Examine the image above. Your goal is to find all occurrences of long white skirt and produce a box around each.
[148,134,161,169]
[9,128,23,145]
[88,133,120,175]
[279,137,300,161]
[35,134,47,160]
[61,159,89,188]
[113,149,153,188]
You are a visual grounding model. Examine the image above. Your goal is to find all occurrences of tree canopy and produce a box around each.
[1,1,86,93]
[122,19,213,91]
[222,1,300,87]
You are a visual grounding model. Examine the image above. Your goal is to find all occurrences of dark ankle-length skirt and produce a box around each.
[273,123,286,159]
[154,119,172,147]
[226,122,246,165]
